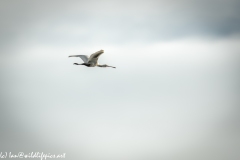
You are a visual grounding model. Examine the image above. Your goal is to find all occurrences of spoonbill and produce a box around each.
[69,50,116,68]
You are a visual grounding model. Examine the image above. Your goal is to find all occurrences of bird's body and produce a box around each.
[69,50,116,68]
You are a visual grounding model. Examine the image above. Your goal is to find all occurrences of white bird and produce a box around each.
[69,50,116,68]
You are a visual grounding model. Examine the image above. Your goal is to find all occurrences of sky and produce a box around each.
[0,0,240,160]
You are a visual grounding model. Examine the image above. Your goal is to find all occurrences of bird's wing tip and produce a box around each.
[93,50,104,55]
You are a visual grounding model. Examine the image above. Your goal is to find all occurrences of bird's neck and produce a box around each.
[81,63,90,66]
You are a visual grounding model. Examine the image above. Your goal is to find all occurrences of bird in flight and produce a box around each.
[69,50,116,68]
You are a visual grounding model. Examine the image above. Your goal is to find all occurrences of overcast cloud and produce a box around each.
[0,0,240,160]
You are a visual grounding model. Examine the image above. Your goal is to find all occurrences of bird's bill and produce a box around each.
[69,55,79,57]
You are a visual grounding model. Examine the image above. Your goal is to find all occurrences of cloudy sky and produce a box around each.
[0,0,240,160]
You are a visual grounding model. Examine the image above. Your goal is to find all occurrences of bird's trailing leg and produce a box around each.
[108,65,116,68]
[97,64,116,68]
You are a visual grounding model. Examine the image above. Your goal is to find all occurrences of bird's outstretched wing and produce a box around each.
[69,55,89,63]
[89,50,104,61]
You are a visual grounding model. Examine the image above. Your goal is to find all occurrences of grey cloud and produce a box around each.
[1,0,240,49]
[0,1,240,160]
